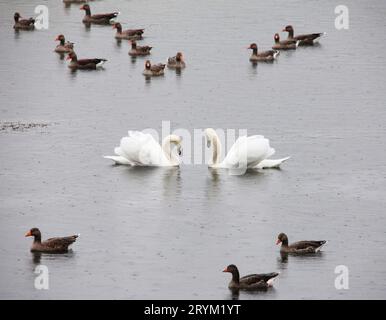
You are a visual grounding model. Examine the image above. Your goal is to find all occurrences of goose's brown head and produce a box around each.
[282,25,294,33]
[274,33,280,42]
[55,34,65,42]
[14,12,21,21]
[223,264,238,273]
[25,228,40,238]
[112,22,122,30]
[276,233,288,245]
[80,4,90,11]
[248,43,257,50]
[145,60,151,69]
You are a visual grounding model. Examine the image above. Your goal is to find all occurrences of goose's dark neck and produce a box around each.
[131,42,137,49]
[33,234,42,243]
[288,29,294,39]
[252,48,258,55]
[60,38,65,45]
[14,16,19,23]
[116,25,122,33]
[281,238,289,247]
[84,8,91,16]
[231,269,240,284]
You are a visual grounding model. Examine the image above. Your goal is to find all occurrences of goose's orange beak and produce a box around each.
[276,239,281,245]
[25,231,32,237]
[222,267,229,273]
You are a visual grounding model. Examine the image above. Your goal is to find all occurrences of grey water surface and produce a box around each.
[0,0,386,299]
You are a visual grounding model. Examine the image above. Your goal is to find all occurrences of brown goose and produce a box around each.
[25,228,79,253]
[129,40,152,56]
[276,233,327,254]
[247,43,279,62]
[112,22,144,40]
[13,12,35,30]
[167,52,186,69]
[54,34,74,53]
[223,264,279,291]
[80,4,119,24]
[283,25,326,45]
[66,51,107,70]
[143,60,165,76]
[272,33,299,50]
[63,0,90,3]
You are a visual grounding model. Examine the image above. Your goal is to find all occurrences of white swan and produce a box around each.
[104,131,182,166]
[204,128,290,169]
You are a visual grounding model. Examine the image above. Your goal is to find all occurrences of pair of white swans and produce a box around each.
[104,129,290,169]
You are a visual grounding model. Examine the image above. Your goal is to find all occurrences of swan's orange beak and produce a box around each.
[222,267,229,273]
[276,239,281,245]
[25,231,32,237]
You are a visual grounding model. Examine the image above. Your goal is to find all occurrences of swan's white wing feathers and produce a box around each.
[103,156,132,165]
[222,135,274,168]
[119,131,169,166]
[256,156,291,169]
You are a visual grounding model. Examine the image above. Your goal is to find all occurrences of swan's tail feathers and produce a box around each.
[267,273,280,287]
[315,240,327,253]
[257,156,291,169]
[103,156,131,165]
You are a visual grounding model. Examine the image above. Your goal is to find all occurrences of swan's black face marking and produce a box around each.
[178,146,183,156]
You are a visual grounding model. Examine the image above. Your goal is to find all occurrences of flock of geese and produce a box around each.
[14,3,185,75]
[25,227,327,291]
[14,2,326,72]
[15,0,328,293]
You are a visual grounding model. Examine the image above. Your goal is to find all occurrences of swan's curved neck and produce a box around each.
[209,131,221,166]
[162,136,179,165]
